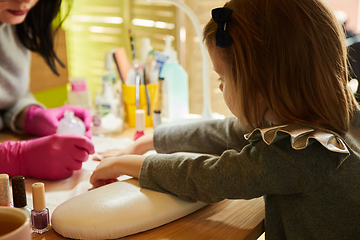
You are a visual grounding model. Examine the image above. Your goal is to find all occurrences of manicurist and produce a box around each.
[0,0,94,180]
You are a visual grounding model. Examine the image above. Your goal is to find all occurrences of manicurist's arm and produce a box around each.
[14,106,30,131]
[2,92,43,133]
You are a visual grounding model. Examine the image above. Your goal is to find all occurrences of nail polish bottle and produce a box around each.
[153,110,161,128]
[56,109,86,136]
[0,174,13,207]
[11,176,31,217]
[31,182,50,234]
[133,109,146,140]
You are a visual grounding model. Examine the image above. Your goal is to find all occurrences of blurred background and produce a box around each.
[29,0,360,120]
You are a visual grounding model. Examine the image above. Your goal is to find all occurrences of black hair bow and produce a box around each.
[212,7,233,48]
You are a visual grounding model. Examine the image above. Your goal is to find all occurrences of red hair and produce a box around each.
[203,0,359,133]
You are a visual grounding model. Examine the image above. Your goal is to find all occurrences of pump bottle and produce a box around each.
[140,38,153,65]
[159,35,189,121]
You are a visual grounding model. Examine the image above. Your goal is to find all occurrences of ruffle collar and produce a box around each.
[244,124,350,166]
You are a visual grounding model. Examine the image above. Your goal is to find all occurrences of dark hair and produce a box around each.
[15,0,70,75]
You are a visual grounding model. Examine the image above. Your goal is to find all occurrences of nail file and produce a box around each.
[112,47,130,83]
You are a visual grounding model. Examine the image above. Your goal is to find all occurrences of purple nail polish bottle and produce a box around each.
[31,182,50,234]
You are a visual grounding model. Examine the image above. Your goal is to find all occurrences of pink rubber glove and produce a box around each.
[23,105,92,138]
[0,134,95,180]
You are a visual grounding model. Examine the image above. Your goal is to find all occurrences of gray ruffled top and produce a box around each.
[245,123,350,166]
[140,115,360,239]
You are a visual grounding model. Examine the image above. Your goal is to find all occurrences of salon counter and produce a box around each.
[31,198,264,240]
[0,128,265,240]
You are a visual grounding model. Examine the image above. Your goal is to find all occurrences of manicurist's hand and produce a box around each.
[93,134,154,161]
[23,105,93,138]
[90,155,146,188]
[0,133,95,180]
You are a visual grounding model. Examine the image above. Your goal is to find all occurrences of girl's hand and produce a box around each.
[92,149,133,161]
[93,134,155,161]
[90,155,146,188]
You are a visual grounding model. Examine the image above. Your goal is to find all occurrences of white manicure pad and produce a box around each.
[51,178,206,239]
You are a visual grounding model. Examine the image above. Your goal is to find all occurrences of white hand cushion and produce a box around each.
[51,179,207,239]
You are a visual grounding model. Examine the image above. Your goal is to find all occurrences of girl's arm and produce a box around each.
[90,155,146,188]
[154,117,248,155]
[94,117,247,160]
[93,134,154,160]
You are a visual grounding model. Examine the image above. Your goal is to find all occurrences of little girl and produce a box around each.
[90,0,360,238]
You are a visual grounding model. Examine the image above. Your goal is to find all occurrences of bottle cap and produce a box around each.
[64,109,74,119]
[0,174,11,206]
[32,182,46,210]
[69,78,88,92]
[56,110,86,136]
[11,176,27,208]
[135,109,145,132]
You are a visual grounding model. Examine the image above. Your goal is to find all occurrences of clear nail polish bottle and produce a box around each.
[12,176,31,217]
[56,109,86,136]
[31,182,50,234]
[0,174,13,207]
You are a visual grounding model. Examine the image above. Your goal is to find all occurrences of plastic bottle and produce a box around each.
[92,52,124,135]
[67,78,92,110]
[141,38,158,84]
[97,80,120,117]
[98,52,121,116]
[160,36,189,121]
[140,38,153,65]
[162,35,177,61]
[103,52,117,85]
[56,110,86,136]
[155,35,176,77]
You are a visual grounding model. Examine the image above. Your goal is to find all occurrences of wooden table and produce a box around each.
[32,198,264,240]
[1,128,265,240]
